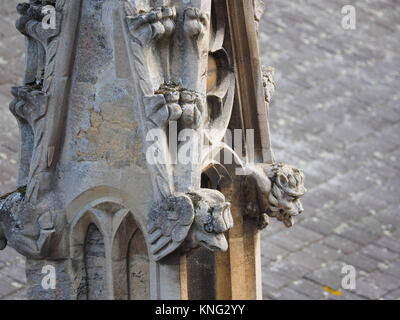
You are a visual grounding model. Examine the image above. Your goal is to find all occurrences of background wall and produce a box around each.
[0,0,26,300]
[0,0,399,299]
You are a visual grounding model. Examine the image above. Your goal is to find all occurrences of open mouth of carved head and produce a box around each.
[199,238,226,252]
[199,241,219,252]
[197,232,228,252]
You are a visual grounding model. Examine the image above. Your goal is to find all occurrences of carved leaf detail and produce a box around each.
[43,39,58,93]
[126,16,175,198]
[147,195,194,261]
[56,0,66,11]
[26,114,46,202]
[124,1,136,17]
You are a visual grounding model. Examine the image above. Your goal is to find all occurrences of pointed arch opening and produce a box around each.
[112,212,150,300]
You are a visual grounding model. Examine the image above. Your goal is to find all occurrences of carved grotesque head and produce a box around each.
[185,189,233,252]
[147,189,233,261]
[266,163,306,227]
[0,190,24,250]
[244,162,306,228]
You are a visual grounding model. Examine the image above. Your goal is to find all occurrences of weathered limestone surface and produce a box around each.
[0,0,305,300]
[1,0,400,300]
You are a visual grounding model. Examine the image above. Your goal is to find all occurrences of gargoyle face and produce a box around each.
[0,190,24,251]
[186,189,233,252]
[244,162,306,229]
[265,163,306,227]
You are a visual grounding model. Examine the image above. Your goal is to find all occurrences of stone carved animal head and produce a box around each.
[243,163,306,229]
[147,189,233,261]
[185,189,233,252]
[0,187,56,258]
[0,189,25,251]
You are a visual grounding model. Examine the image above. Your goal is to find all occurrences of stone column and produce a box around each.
[0,0,306,300]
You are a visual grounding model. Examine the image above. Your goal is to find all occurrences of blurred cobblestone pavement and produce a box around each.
[0,0,27,300]
[259,0,400,300]
[0,0,399,300]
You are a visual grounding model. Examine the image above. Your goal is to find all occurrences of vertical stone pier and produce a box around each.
[0,0,306,300]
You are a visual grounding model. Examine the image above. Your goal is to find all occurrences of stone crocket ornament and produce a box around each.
[122,0,234,262]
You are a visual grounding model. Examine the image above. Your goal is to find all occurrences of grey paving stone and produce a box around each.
[0,261,26,284]
[0,278,22,298]
[350,189,391,214]
[300,215,341,236]
[267,231,308,253]
[355,278,389,300]
[261,242,290,263]
[303,242,344,262]
[361,244,399,262]
[262,283,280,300]
[286,250,325,271]
[0,247,24,265]
[334,225,381,246]
[290,225,324,244]
[342,252,380,273]
[382,288,400,300]
[262,270,295,291]
[268,286,312,300]
[367,271,400,293]
[0,288,26,300]
[267,260,311,280]
[329,199,371,223]
[322,235,361,254]
[376,236,400,254]
[320,289,366,301]
[378,259,400,278]
[305,261,348,291]
[288,279,325,300]
[351,217,393,237]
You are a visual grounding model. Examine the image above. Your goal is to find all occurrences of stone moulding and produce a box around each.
[0,0,82,259]
[122,0,236,261]
[0,0,306,300]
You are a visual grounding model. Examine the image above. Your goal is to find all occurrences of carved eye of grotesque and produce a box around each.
[204,222,214,233]
[277,173,288,187]
[204,208,215,233]
[202,201,232,234]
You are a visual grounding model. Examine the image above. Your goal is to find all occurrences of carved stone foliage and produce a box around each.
[262,66,275,104]
[253,0,265,34]
[14,0,65,201]
[123,0,235,261]
[0,187,55,258]
[0,0,79,258]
